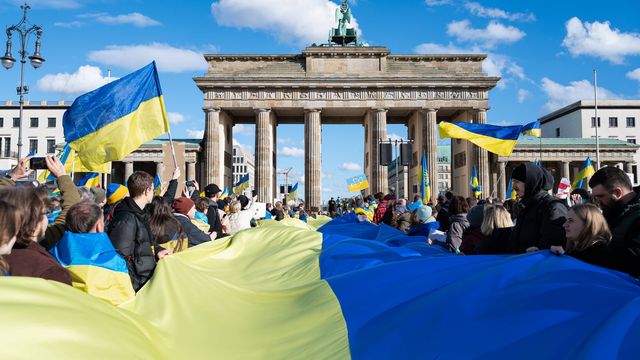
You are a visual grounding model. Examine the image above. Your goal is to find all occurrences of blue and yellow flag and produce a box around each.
[38,144,111,183]
[286,183,298,202]
[572,156,596,188]
[77,172,100,188]
[346,174,369,193]
[233,174,250,194]
[49,231,135,306]
[63,62,169,169]
[219,187,230,200]
[470,165,481,198]
[153,175,162,196]
[418,149,430,204]
[438,121,522,156]
[506,178,517,200]
[521,120,541,137]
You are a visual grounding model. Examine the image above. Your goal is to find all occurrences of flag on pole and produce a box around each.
[219,188,230,200]
[572,156,596,188]
[286,183,298,202]
[63,62,169,169]
[233,174,250,194]
[534,159,541,167]
[438,121,522,156]
[346,174,369,193]
[418,149,431,204]
[506,178,517,200]
[38,144,111,183]
[470,165,481,198]
[77,172,100,188]
[154,175,162,196]
[521,120,542,137]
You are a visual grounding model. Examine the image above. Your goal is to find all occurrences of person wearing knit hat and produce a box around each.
[172,197,216,246]
[106,183,128,205]
[407,205,440,238]
[90,187,106,207]
[510,162,568,254]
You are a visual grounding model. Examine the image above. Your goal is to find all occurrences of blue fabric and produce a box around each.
[317,214,640,359]
[194,211,209,224]
[50,232,129,274]
[46,209,61,224]
[63,62,161,142]
[407,221,440,239]
[445,121,523,140]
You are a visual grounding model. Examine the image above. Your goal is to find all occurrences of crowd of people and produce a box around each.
[0,156,638,304]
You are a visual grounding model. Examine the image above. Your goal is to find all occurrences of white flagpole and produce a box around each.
[594,69,601,169]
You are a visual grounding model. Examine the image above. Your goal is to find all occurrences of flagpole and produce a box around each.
[594,69,601,169]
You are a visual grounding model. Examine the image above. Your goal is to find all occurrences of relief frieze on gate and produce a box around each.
[207,88,487,101]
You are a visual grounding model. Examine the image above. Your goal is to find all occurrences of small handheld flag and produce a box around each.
[286,183,298,202]
[154,175,162,196]
[557,177,571,199]
[470,165,481,198]
[572,156,596,188]
[419,150,431,204]
[233,174,250,194]
[506,178,517,200]
[346,174,368,193]
[521,120,541,137]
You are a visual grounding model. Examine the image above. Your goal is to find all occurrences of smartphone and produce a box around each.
[185,180,195,187]
[29,157,48,170]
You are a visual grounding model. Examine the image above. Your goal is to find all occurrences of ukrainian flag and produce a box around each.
[153,175,162,196]
[49,231,135,306]
[470,165,481,198]
[438,121,522,156]
[521,120,542,137]
[353,206,373,221]
[418,149,430,204]
[286,183,298,202]
[347,174,369,193]
[233,174,250,194]
[572,156,596,188]
[506,178,517,200]
[38,144,111,183]
[219,187,230,200]
[63,62,169,169]
[77,172,100,188]
[2,215,640,358]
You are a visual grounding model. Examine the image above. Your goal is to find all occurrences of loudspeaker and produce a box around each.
[379,143,392,165]
[280,185,285,194]
[400,143,412,166]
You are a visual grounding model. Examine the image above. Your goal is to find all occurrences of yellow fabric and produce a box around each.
[0,226,350,359]
[191,219,210,232]
[348,179,369,193]
[307,215,332,230]
[67,265,135,306]
[572,165,596,188]
[159,239,188,253]
[70,96,169,169]
[438,121,518,156]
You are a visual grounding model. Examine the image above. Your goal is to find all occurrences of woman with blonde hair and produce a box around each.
[476,205,513,254]
[557,204,615,269]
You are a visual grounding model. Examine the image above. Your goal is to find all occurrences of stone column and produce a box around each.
[124,161,134,183]
[255,108,274,202]
[625,162,634,174]
[498,161,506,200]
[424,108,439,199]
[155,161,164,179]
[304,109,322,211]
[186,162,196,182]
[203,106,221,186]
[366,108,388,194]
[474,109,490,199]
[562,161,571,180]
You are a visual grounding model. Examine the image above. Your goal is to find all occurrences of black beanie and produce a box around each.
[511,164,527,183]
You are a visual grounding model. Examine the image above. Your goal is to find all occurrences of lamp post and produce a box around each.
[1,2,45,160]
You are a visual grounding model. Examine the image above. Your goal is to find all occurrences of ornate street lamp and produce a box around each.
[1,2,45,160]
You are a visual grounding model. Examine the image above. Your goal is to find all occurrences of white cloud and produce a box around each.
[447,20,525,48]
[186,129,205,138]
[627,68,640,81]
[277,137,291,144]
[233,138,253,154]
[87,43,208,73]
[322,188,333,193]
[464,2,535,22]
[517,89,530,103]
[340,162,362,171]
[17,0,81,9]
[167,112,187,124]
[299,175,305,184]
[234,124,253,135]
[91,12,161,27]
[321,171,332,179]
[562,17,640,64]
[36,65,117,94]
[280,146,304,157]
[540,77,623,111]
[54,21,84,28]
[211,0,361,45]
[388,133,407,142]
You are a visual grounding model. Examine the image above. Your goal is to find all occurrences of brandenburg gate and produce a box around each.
[194,46,499,210]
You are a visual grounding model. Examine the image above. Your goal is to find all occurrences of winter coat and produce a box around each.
[477,227,513,255]
[5,241,72,285]
[459,226,485,255]
[446,213,470,252]
[407,221,440,239]
[510,163,567,254]
[227,203,259,235]
[603,187,640,277]
[107,197,158,292]
[569,240,617,270]
[207,199,225,237]
[174,213,211,247]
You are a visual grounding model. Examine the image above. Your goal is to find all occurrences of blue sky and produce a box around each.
[1,0,639,201]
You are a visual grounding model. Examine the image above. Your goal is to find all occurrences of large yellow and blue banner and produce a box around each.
[63,62,169,169]
[418,149,430,204]
[438,121,522,156]
[346,174,368,193]
[38,144,111,183]
[1,214,639,358]
[521,120,541,137]
[286,182,298,202]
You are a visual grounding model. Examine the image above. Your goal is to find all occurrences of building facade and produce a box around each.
[232,144,255,191]
[389,144,451,200]
[540,100,640,183]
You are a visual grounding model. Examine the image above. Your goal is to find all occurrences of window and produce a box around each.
[0,118,3,127]
[47,118,56,128]
[555,128,560,137]
[627,117,636,127]
[609,117,618,127]
[233,148,237,156]
[3,137,10,157]
[628,138,636,144]
[29,139,38,154]
[13,118,20,128]
[591,117,601,128]
[30,117,39,128]
[47,139,56,153]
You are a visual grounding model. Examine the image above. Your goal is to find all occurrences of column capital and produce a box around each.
[253,107,271,113]
[203,106,221,113]
[371,107,388,113]
[474,107,489,112]
[421,108,439,113]
[304,108,322,114]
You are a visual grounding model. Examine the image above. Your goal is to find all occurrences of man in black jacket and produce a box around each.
[510,163,568,253]
[203,183,225,238]
[108,171,169,291]
[172,196,216,247]
[589,166,640,277]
